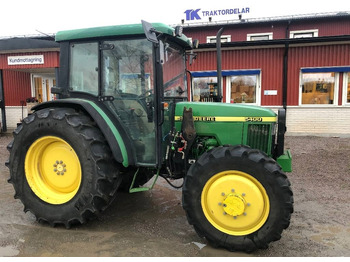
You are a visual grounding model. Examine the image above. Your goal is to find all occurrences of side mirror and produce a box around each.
[192,39,199,49]
[141,20,159,44]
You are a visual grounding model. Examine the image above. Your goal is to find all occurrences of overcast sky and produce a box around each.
[0,0,348,37]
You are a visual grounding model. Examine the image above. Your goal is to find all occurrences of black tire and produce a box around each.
[6,107,122,227]
[182,145,293,252]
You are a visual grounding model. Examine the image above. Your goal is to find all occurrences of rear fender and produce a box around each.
[32,99,131,167]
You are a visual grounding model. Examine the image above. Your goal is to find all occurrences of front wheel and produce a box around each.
[182,146,293,252]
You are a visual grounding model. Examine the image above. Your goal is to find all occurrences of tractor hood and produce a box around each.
[175,102,277,123]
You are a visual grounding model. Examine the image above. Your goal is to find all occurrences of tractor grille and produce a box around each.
[247,124,271,153]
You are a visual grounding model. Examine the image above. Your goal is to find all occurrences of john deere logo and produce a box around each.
[184,7,250,21]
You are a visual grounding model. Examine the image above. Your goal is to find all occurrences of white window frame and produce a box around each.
[247,33,273,41]
[191,75,221,102]
[299,70,339,106]
[343,72,350,106]
[225,73,261,105]
[206,35,231,43]
[290,29,318,38]
[30,73,56,103]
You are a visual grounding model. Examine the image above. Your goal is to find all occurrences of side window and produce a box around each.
[228,74,259,104]
[206,35,231,43]
[102,40,153,97]
[300,72,338,105]
[290,29,318,38]
[344,72,350,105]
[70,42,98,96]
[247,33,273,41]
[192,77,218,102]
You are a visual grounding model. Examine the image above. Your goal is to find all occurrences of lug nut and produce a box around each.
[242,193,246,196]
[221,192,225,196]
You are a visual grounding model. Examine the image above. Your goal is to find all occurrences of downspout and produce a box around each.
[0,70,7,132]
[282,21,291,111]
[216,27,224,102]
[275,21,291,158]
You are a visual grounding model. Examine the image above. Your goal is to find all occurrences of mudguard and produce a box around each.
[32,98,131,167]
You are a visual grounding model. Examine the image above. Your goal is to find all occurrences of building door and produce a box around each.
[32,75,56,103]
[34,77,43,103]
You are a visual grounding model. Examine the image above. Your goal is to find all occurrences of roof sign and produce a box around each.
[184,7,250,21]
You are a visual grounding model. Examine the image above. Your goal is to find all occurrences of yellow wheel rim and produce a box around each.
[201,170,270,236]
[25,136,82,205]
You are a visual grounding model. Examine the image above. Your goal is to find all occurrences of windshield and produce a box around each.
[162,41,187,98]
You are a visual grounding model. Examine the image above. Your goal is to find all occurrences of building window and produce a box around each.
[206,35,231,43]
[226,73,260,104]
[290,29,318,38]
[300,71,338,105]
[343,72,350,105]
[192,76,219,102]
[247,33,273,41]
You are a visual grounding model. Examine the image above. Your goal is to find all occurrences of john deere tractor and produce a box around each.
[6,21,293,252]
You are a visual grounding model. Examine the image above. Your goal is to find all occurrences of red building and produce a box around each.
[183,12,350,136]
[1,12,350,136]
[0,37,59,131]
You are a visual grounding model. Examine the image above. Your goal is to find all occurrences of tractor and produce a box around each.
[6,21,293,252]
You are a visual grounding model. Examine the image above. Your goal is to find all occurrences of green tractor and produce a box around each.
[6,21,293,252]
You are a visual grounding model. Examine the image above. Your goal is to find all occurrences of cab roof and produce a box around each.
[55,22,192,48]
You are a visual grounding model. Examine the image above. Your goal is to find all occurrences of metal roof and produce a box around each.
[179,11,350,28]
[0,37,59,53]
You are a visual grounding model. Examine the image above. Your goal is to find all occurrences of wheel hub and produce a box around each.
[53,160,67,175]
[223,193,246,217]
[201,170,270,236]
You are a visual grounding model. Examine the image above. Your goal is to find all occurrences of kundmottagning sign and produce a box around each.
[8,55,44,65]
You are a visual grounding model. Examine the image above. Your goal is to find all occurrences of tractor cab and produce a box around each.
[52,21,191,168]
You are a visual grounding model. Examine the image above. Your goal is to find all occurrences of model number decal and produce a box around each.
[175,116,276,122]
[245,117,263,122]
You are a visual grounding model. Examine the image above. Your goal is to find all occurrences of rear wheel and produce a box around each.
[6,107,122,227]
[182,145,293,252]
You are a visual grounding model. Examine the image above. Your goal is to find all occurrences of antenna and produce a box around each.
[35,29,55,39]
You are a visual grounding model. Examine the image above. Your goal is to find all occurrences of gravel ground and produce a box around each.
[0,133,349,257]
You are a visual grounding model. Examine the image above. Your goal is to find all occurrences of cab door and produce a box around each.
[100,38,158,166]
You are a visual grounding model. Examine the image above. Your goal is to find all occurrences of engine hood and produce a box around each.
[175,102,277,123]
